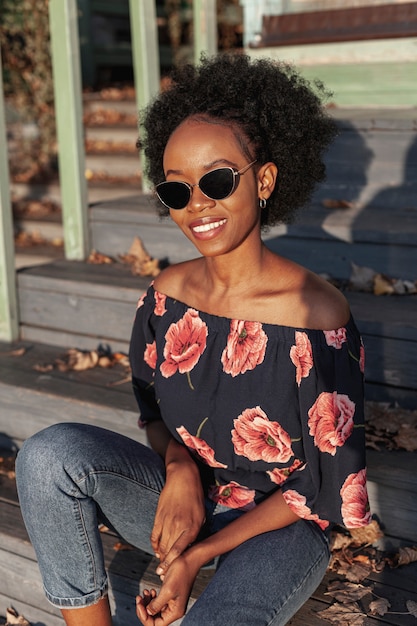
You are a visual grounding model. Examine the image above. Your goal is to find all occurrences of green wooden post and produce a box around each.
[0,48,19,342]
[49,0,89,259]
[193,0,217,64]
[129,0,160,192]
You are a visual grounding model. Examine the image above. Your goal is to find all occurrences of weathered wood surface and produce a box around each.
[15,260,417,407]
[1,339,416,544]
[1,474,417,626]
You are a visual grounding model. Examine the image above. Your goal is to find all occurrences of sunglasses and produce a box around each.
[155,160,257,210]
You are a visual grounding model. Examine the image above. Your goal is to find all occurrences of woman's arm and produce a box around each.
[137,489,300,625]
[146,421,206,563]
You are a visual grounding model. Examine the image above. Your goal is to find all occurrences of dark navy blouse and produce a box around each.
[129,284,371,530]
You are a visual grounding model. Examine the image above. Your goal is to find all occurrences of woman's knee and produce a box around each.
[16,423,88,486]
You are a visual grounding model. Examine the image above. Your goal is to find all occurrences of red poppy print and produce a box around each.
[176,426,227,468]
[232,406,294,464]
[136,292,147,309]
[221,320,267,377]
[340,469,371,528]
[359,345,365,374]
[144,341,157,370]
[308,391,355,455]
[282,489,329,530]
[267,459,305,485]
[208,481,256,511]
[160,308,208,379]
[323,327,347,349]
[290,331,313,386]
[154,290,167,316]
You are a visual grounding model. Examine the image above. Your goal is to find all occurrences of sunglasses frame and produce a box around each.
[155,159,257,210]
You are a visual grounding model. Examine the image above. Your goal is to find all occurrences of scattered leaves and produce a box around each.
[34,345,130,376]
[365,402,417,451]
[349,262,417,295]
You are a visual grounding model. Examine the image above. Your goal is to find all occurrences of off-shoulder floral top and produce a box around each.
[129,284,371,531]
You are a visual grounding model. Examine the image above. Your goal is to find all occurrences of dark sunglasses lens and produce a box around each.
[200,168,235,200]
[156,182,191,210]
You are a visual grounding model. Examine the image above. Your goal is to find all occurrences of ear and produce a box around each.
[257,162,278,200]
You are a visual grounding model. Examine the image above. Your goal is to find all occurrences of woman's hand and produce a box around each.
[136,552,200,625]
[151,458,205,575]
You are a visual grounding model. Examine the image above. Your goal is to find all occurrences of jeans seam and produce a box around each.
[74,469,163,497]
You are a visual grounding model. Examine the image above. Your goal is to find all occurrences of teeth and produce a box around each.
[193,219,226,233]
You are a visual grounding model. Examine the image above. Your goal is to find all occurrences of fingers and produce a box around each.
[136,590,157,625]
[155,531,192,577]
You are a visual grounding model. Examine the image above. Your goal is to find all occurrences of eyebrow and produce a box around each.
[165,159,239,178]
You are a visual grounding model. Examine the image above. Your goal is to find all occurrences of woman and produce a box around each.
[16,54,371,626]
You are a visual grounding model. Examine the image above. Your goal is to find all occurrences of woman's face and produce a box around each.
[161,117,262,259]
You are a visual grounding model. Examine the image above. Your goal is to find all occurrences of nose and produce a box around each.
[186,184,214,213]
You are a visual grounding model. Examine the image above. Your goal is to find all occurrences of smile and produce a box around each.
[192,219,227,233]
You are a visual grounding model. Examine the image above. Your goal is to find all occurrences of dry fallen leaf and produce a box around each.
[87,249,115,264]
[120,237,162,277]
[349,520,384,546]
[322,199,354,210]
[113,541,134,552]
[406,600,417,617]
[349,262,376,292]
[373,273,395,296]
[388,545,417,568]
[317,601,366,625]
[368,597,391,616]
[5,607,31,625]
[324,580,372,602]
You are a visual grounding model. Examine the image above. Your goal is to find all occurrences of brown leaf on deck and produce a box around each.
[0,347,27,358]
[368,597,391,616]
[373,273,395,296]
[0,455,16,479]
[387,545,417,568]
[113,541,135,552]
[5,606,31,625]
[324,580,372,602]
[87,249,115,264]
[120,237,162,277]
[406,600,417,617]
[317,601,366,625]
[348,520,384,546]
[322,199,354,210]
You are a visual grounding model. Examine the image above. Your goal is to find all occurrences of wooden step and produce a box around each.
[1,462,417,626]
[1,339,416,544]
[15,260,417,408]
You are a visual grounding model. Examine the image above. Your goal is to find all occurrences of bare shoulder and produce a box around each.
[153,259,201,299]
[304,271,350,330]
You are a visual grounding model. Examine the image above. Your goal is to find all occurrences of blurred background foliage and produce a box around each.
[0,0,56,181]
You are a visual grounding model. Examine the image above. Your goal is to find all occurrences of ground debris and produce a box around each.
[0,607,31,625]
[365,402,417,451]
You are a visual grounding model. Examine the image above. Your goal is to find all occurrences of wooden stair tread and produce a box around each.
[1,474,417,626]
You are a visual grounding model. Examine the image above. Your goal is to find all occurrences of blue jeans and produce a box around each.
[16,423,330,625]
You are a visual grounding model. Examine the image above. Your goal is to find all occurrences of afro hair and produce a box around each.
[138,53,337,227]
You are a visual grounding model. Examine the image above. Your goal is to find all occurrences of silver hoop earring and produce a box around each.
[259,198,267,210]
